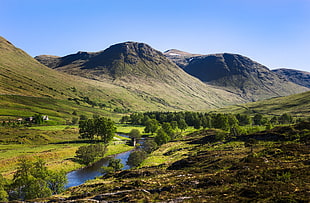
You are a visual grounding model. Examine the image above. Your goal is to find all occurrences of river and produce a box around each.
[66,135,137,188]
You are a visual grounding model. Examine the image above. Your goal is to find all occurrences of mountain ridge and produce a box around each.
[272,68,310,88]
[176,52,309,101]
[1,36,245,112]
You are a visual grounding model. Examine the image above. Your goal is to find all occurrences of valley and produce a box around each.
[0,36,309,202]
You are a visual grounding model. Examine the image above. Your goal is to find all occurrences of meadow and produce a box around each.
[0,124,133,179]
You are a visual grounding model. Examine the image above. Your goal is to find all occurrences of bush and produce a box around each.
[126,150,147,167]
[141,139,158,154]
[101,158,124,175]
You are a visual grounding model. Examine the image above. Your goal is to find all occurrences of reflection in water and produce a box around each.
[66,150,133,188]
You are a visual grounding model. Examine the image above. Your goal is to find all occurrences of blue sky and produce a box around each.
[1,0,310,71]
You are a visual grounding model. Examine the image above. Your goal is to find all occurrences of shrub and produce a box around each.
[127,150,147,167]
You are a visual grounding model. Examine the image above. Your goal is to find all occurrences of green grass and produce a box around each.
[116,124,146,135]
[29,125,78,131]
[0,125,135,179]
[215,90,310,117]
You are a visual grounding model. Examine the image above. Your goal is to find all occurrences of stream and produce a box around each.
[66,135,138,188]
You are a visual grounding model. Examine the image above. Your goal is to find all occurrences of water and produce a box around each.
[66,149,133,188]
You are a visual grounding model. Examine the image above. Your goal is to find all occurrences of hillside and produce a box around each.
[215,90,310,117]
[43,122,310,202]
[2,36,224,121]
[182,53,309,101]
[36,42,245,109]
[273,68,310,88]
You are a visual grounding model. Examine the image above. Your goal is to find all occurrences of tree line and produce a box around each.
[121,112,296,132]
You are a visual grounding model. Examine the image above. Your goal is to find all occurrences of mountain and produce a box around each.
[2,36,230,120]
[272,68,310,88]
[164,49,201,69]
[1,36,182,120]
[216,90,310,117]
[36,42,245,109]
[181,53,309,101]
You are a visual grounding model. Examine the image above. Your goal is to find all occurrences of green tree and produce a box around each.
[154,128,170,145]
[144,119,159,134]
[178,119,188,132]
[11,158,66,200]
[79,119,96,140]
[253,114,267,125]
[162,122,175,139]
[94,117,116,144]
[0,174,8,202]
[170,121,178,130]
[213,114,229,131]
[129,129,141,146]
[101,158,124,175]
[279,113,293,124]
[141,139,158,154]
[79,117,116,144]
[126,150,147,167]
[228,114,239,127]
[120,115,130,124]
[236,114,252,126]
[201,115,212,129]
[48,170,67,194]
[75,143,107,165]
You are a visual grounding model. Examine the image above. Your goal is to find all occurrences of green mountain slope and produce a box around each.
[1,37,211,121]
[36,42,245,109]
[216,90,310,117]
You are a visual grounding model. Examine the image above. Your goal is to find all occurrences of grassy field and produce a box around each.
[0,125,133,179]
[0,95,120,124]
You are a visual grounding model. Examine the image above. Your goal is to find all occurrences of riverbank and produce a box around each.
[0,125,133,179]
[44,123,310,202]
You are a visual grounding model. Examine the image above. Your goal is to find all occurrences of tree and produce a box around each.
[178,119,188,132]
[279,113,293,124]
[253,114,267,125]
[126,150,147,167]
[213,114,229,131]
[144,119,159,134]
[170,121,178,130]
[129,129,141,146]
[193,117,201,129]
[101,158,124,175]
[228,114,239,127]
[11,158,67,200]
[236,114,252,126]
[47,170,67,195]
[120,115,130,124]
[154,128,170,145]
[79,119,96,140]
[140,139,158,154]
[162,122,175,139]
[75,143,107,165]
[0,174,8,202]
[201,115,211,129]
[94,117,116,144]
[79,117,116,144]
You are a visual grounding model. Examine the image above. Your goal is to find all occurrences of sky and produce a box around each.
[1,0,310,72]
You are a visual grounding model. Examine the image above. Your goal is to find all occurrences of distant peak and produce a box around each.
[164,49,200,57]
